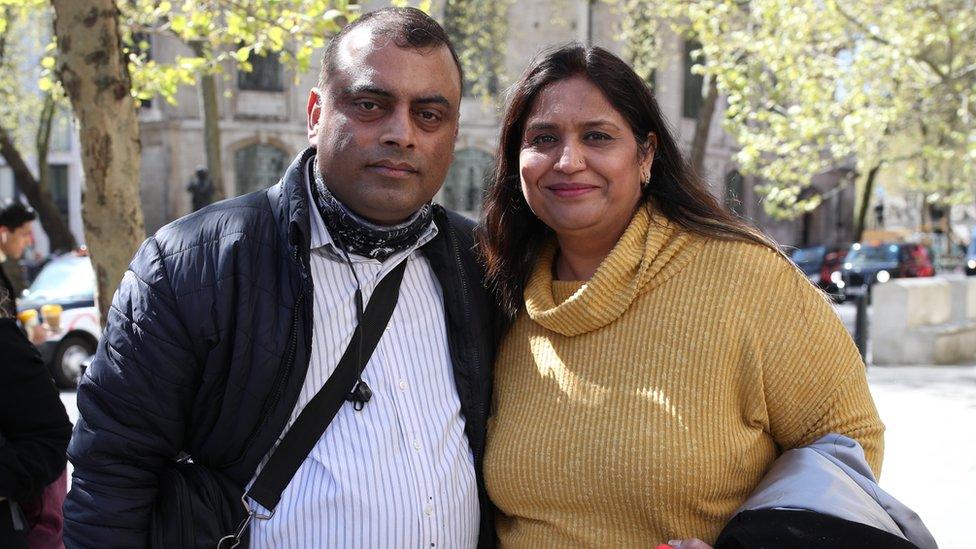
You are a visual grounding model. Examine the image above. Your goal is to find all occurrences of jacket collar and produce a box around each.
[280,148,316,257]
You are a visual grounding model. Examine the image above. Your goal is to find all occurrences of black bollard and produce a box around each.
[853,287,869,365]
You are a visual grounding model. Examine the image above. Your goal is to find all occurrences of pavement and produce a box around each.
[57,302,975,547]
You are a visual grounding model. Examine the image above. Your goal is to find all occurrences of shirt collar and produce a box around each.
[303,156,438,261]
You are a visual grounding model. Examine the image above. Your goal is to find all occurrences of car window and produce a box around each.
[23,256,95,303]
[846,244,899,265]
[791,246,826,264]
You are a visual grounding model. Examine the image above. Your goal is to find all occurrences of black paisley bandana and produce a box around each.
[309,157,433,261]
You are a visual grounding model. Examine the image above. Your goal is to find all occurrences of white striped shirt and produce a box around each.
[247,167,479,548]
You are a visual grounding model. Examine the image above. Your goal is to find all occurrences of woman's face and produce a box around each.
[519,75,652,241]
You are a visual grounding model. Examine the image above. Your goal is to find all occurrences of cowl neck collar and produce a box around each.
[524,207,704,336]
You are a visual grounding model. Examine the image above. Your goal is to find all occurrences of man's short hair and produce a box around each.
[317,7,464,92]
[0,199,37,230]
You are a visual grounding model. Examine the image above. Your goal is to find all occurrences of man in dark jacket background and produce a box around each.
[64,7,495,548]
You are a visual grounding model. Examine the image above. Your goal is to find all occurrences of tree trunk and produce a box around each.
[52,0,145,325]
[36,92,56,194]
[690,76,719,177]
[191,41,225,203]
[854,162,882,242]
[0,126,77,252]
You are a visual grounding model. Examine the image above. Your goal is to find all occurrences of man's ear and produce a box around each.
[307,89,323,146]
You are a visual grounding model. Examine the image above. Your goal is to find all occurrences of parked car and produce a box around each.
[833,242,935,300]
[966,230,976,276]
[790,244,849,300]
[17,252,100,388]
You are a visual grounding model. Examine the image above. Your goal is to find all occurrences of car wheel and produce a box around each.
[51,335,95,388]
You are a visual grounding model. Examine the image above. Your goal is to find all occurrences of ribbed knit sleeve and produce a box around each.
[752,249,885,477]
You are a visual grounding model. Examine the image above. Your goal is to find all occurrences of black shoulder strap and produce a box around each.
[244,258,408,513]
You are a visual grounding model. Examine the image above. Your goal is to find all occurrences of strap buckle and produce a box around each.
[215,494,275,549]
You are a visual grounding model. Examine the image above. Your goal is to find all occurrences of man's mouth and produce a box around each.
[367,160,419,178]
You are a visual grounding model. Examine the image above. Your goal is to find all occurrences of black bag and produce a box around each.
[149,258,408,548]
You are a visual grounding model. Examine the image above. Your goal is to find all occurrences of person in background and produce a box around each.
[0,199,36,317]
[0,313,73,548]
[479,43,884,548]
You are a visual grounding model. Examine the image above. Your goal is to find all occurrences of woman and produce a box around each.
[479,44,884,547]
[1,300,73,549]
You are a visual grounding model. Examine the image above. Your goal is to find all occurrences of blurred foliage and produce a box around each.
[0,0,64,153]
[614,0,976,220]
[120,0,360,104]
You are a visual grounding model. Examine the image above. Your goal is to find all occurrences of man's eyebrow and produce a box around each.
[343,85,453,109]
[343,84,395,99]
[413,94,452,108]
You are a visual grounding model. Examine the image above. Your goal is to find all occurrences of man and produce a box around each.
[64,8,495,548]
[0,199,36,317]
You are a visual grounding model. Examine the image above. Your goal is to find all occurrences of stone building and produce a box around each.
[2,1,854,251]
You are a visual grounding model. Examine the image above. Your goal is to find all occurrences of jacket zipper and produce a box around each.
[239,245,307,456]
[441,207,486,462]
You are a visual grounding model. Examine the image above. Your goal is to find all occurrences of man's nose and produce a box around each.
[380,107,416,149]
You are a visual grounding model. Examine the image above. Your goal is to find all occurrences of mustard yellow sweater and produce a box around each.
[483,208,884,547]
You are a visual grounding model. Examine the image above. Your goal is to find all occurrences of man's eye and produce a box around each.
[356,100,379,111]
[418,110,440,121]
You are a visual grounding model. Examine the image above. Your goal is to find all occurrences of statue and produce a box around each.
[186,166,214,212]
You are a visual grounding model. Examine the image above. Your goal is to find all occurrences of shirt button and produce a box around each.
[413,440,422,451]
[424,504,433,516]
[398,380,407,391]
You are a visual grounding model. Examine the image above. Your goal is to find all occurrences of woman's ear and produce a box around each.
[641,132,658,178]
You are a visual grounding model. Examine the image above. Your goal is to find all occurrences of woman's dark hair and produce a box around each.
[479,43,777,318]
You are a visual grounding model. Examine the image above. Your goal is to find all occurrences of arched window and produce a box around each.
[235,143,289,196]
[725,169,745,216]
[441,149,493,214]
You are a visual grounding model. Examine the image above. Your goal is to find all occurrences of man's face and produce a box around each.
[0,221,33,260]
[307,26,462,225]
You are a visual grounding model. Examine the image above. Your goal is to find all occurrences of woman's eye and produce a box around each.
[585,132,612,141]
[530,134,557,145]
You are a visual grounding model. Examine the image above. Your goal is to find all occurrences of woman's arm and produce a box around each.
[754,255,885,476]
[0,318,73,501]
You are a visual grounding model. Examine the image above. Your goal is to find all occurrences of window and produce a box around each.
[0,166,13,200]
[49,109,73,152]
[442,149,493,214]
[238,52,284,92]
[724,170,744,216]
[682,39,705,119]
[235,144,289,196]
[48,164,69,219]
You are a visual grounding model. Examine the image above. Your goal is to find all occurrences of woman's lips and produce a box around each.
[546,183,598,198]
